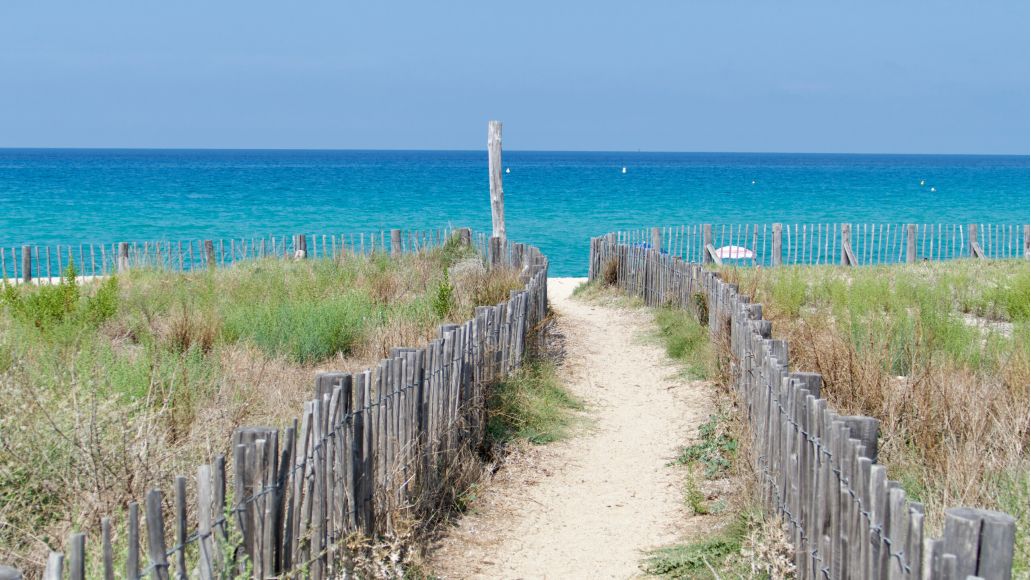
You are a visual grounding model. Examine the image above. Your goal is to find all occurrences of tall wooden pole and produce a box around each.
[488,120,506,243]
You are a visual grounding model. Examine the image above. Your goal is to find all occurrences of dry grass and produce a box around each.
[0,244,524,575]
[721,259,1030,573]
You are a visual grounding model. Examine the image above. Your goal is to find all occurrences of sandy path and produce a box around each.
[427,278,712,579]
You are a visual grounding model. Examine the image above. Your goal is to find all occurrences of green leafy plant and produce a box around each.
[676,413,737,478]
[432,271,455,319]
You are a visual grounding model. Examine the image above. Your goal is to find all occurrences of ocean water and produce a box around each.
[0,149,1027,276]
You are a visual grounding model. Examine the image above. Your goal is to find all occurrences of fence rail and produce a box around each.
[19,230,548,580]
[589,235,1016,580]
[0,227,492,283]
[611,223,1030,268]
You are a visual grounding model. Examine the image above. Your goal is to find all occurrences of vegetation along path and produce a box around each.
[430,278,713,578]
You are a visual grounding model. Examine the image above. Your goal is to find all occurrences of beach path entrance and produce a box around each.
[428,278,713,578]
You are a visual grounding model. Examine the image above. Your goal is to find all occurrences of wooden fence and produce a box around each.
[0,227,491,283]
[22,231,548,580]
[589,235,1017,580]
[613,223,1030,267]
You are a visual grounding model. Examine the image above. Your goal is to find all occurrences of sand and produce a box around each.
[427,277,713,579]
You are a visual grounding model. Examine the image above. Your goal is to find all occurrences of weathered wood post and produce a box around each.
[20,246,31,283]
[771,224,783,266]
[651,227,662,251]
[840,224,857,266]
[1024,224,1030,258]
[204,240,215,268]
[67,532,85,580]
[489,236,504,268]
[488,120,506,243]
[702,224,713,264]
[0,565,21,580]
[117,242,130,273]
[906,224,917,262]
[942,507,1015,579]
[293,234,307,259]
[968,224,985,258]
[458,227,471,246]
[390,229,403,255]
[43,554,62,580]
[145,489,170,580]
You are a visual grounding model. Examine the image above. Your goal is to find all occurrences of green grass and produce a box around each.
[222,292,374,363]
[486,360,582,445]
[642,510,754,578]
[655,307,712,380]
[732,260,1029,374]
[0,244,522,575]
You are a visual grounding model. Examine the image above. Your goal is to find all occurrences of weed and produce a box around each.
[656,307,712,380]
[676,413,737,478]
[641,510,750,577]
[486,360,581,446]
[683,471,709,515]
[432,270,455,319]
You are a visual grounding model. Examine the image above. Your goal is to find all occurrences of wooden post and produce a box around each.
[840,224,849,265]
[968,224,985,259]
[651,227,662,251]
[43,554,62,580]
[458,227,471,246]
[294,234,308,259]
[126,502,140,579]
[771,223,783,266]
[488,120,506,243]
[21,246,31,283]
[841,224,857,266]
[118,242,129,273]
[705,244,723,266]
[906,224,917,262]
[204,240,215,268]
[1024,224,1029,258]
[391,229,402,255]
[489,236,504,268]
[702,224,713,264]
[67,533,85,580]
[145,489,170,580]
[101,517,114,580]
[0,566,21,580]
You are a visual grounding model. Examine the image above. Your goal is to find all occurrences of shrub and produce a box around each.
[432,271,455,319]
[223,293,370,363]
[84,276,119,326]
[602,258,619,286]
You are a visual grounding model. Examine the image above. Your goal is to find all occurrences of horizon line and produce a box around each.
[0,146,1028,157]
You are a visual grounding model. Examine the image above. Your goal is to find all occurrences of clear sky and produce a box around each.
[1,1,1027,154]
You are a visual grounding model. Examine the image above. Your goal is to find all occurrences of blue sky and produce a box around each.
[0,1,1027,154]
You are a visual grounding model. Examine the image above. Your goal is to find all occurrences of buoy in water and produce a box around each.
[751,180,756,185]
[920,179,926,186]
[930,186,936,192]
[505,167,510,174]
[621,166,627,174]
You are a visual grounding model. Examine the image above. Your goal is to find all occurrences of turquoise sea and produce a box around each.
[0,149,1027,276]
